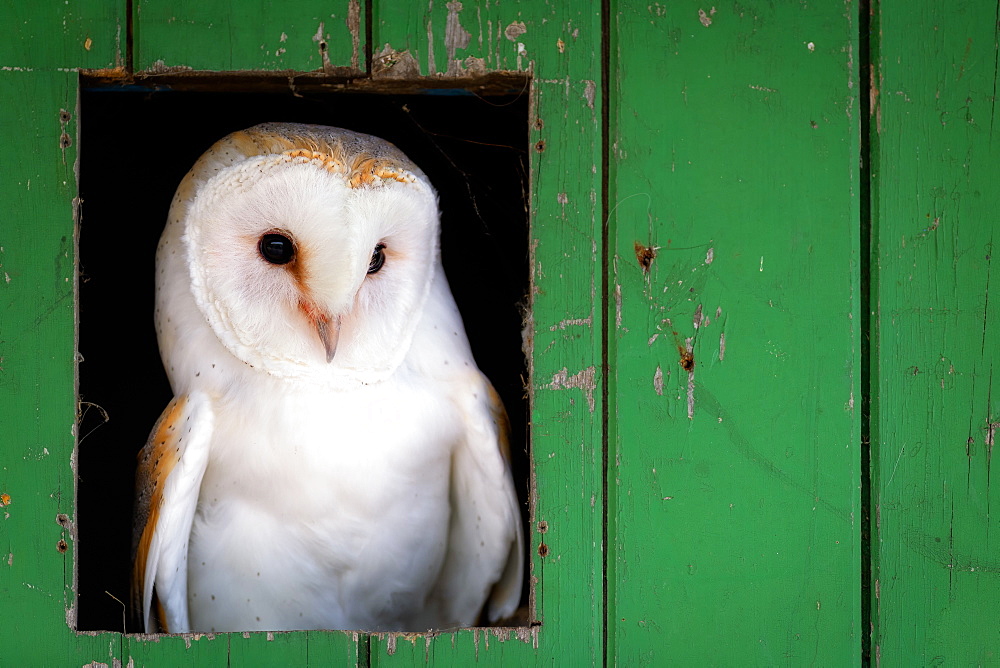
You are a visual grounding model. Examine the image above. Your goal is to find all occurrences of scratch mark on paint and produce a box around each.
[869,61,881,133]
[614,283,623,330]
[684,338,695,419]
[759,256,764,272]
[957,37,973,80]
[749,84,779,93]
[886,444,905,488]
[696,387,852,522]
[901,524,1000,573]
[719,332,726,361]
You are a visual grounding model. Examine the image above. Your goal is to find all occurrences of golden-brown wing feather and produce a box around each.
[483,382,524,622]
[131,392,215,633]
[131,396,187,629]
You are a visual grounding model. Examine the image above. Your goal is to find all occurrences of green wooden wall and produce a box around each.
[0,0,996,665]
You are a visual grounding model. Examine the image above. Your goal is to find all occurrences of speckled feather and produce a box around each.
[132,123,523,633]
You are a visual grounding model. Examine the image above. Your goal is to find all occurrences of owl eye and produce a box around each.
[259,233,295,265]
[368,243,386,274]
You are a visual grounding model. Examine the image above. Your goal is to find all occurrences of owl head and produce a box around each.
[156,123,441,384]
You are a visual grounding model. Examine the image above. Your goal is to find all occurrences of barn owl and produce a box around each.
[131,122,524,634]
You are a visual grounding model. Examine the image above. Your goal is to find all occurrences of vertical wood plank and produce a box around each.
[134,0,364,72]
[0,3,126,662]
[872,1,1000,664]
[609,2,861,663]
[370,1,605,665]
[0,67,125,663]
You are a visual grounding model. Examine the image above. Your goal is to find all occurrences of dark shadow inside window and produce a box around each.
[77,80,530,633]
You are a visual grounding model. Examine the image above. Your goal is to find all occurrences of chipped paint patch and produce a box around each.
[550,316,592,331]
[653,366,664,396]
[582,79,596,108]
[986,421,1000,448]
[548,366,597,412]
[312,22,336,74]
[719,332,726,361]
[698,7,716,27]
[635,241,657,272]
[505,21,527,42]
[614,283,623,330]
[444,1,472,75]
[372,44,421,78]
[347,0,361,69]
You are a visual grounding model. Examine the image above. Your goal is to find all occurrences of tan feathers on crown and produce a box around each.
[223,125,418,188]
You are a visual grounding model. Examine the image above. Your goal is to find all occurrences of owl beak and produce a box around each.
[316,315,341,363]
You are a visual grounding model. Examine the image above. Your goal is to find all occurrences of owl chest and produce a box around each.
[186,382,459,631]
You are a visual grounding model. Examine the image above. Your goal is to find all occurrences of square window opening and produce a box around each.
[76,79,532,633]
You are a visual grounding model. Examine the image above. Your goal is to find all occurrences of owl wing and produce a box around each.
[434,374,524,626]
[131,391,214,633]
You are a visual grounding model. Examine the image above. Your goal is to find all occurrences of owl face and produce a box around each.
[173,125,440,381]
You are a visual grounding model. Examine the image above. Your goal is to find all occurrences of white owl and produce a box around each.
[131,122,524,634]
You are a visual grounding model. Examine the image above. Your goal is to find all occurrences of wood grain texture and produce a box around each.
[608,2,861,664]
[134,0,364,72]
[872,1,1000,664]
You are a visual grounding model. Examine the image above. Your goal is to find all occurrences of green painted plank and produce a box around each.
[872,1,1000,664]
[0,1,122,70]
[374,1,605,666]
[609,2,861,664]
[0,69,120,663]
[134,0,364,72]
